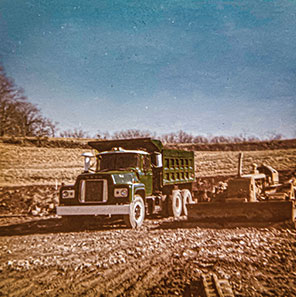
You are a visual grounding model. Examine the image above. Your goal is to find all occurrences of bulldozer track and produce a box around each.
[202,273,234,297]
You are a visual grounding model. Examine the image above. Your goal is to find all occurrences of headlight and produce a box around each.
[62,190,75,199]
[114,188,129,198]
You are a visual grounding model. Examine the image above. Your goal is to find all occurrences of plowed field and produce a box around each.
[1,141,296,186]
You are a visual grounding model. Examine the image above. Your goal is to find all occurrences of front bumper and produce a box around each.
[56,205,130,216]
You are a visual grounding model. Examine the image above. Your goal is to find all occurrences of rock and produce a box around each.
[48,203,55,210]
[31,210,39,216]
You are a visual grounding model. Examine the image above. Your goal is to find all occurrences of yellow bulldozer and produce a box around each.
[188,153,296,223]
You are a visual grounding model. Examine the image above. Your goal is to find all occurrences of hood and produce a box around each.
[79,171,139,185]
[111,172,139,184]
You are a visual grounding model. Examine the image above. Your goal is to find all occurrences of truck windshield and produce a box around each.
[98,153,139,171]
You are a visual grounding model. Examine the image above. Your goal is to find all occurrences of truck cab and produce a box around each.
[98,148,153,194]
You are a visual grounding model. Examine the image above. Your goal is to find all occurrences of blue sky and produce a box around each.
[0,0,295,138]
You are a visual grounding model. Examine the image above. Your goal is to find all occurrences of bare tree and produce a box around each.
[193,135,209,143]
[60,128,90,138]
[0,66,25,136]
[210,135,230,143]
[160,132,177,144]
[161,130,194,143]
[112,129,154,139]
[0,64,57,137]
[177,130,194,143]
[265,132,283,141]
[95,130,110,140]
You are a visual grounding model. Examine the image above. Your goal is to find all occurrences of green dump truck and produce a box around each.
[56,138,195,228]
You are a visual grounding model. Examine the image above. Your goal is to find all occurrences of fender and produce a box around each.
[132,183,146,200]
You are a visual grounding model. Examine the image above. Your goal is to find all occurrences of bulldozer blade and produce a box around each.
[187,201,295,223]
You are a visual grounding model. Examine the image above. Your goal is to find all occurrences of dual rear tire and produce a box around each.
[168,190,183,217]
[181,189,194,216]
[168,189,193,218]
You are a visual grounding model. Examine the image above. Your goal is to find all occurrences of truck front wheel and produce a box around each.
[124,195,145,228]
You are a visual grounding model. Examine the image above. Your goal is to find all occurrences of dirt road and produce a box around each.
[0,216,295,296]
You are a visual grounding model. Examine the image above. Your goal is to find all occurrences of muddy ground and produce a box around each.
[0,215,295,297]
[1,138,296,296]
[0,175,296,297]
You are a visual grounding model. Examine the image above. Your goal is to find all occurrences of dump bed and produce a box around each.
[162,149,195,186]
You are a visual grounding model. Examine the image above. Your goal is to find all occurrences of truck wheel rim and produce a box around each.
[176,197,181,210]
[176,194,182,214]
[135,204,141,220]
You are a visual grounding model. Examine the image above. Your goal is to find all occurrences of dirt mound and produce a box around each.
[0,185,58,216]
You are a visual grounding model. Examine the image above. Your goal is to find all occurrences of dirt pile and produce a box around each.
[0,217,295,296]
[0,185,58,216]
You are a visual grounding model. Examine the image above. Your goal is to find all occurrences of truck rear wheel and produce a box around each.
[181,189,193,216]
[124,195,145,228]
[168,190,182,218]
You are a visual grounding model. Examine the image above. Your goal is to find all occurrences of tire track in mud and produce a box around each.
[0,269,61,296]
[0,273,33,296]
[9,282,37,297]
[58,234,163,295]
[33,228,185,296]
[70,230,196,296]
[119,254,174,296]
[98,250,173,296]
[64,246,175,296]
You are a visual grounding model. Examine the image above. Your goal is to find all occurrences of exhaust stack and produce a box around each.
[81,152,94,172]
[238,152,243,177]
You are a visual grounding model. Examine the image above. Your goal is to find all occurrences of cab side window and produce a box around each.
[143,155,151,172]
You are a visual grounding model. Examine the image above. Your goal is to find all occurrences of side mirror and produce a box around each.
[81,152,94,172]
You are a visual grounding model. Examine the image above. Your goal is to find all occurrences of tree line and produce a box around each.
[94,129,283,144]
[0,65,56,137]
[0,64,285,143]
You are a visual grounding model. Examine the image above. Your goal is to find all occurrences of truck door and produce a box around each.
[139,154,153,196]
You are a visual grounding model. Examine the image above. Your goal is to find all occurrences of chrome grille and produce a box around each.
[80,179,107,203]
